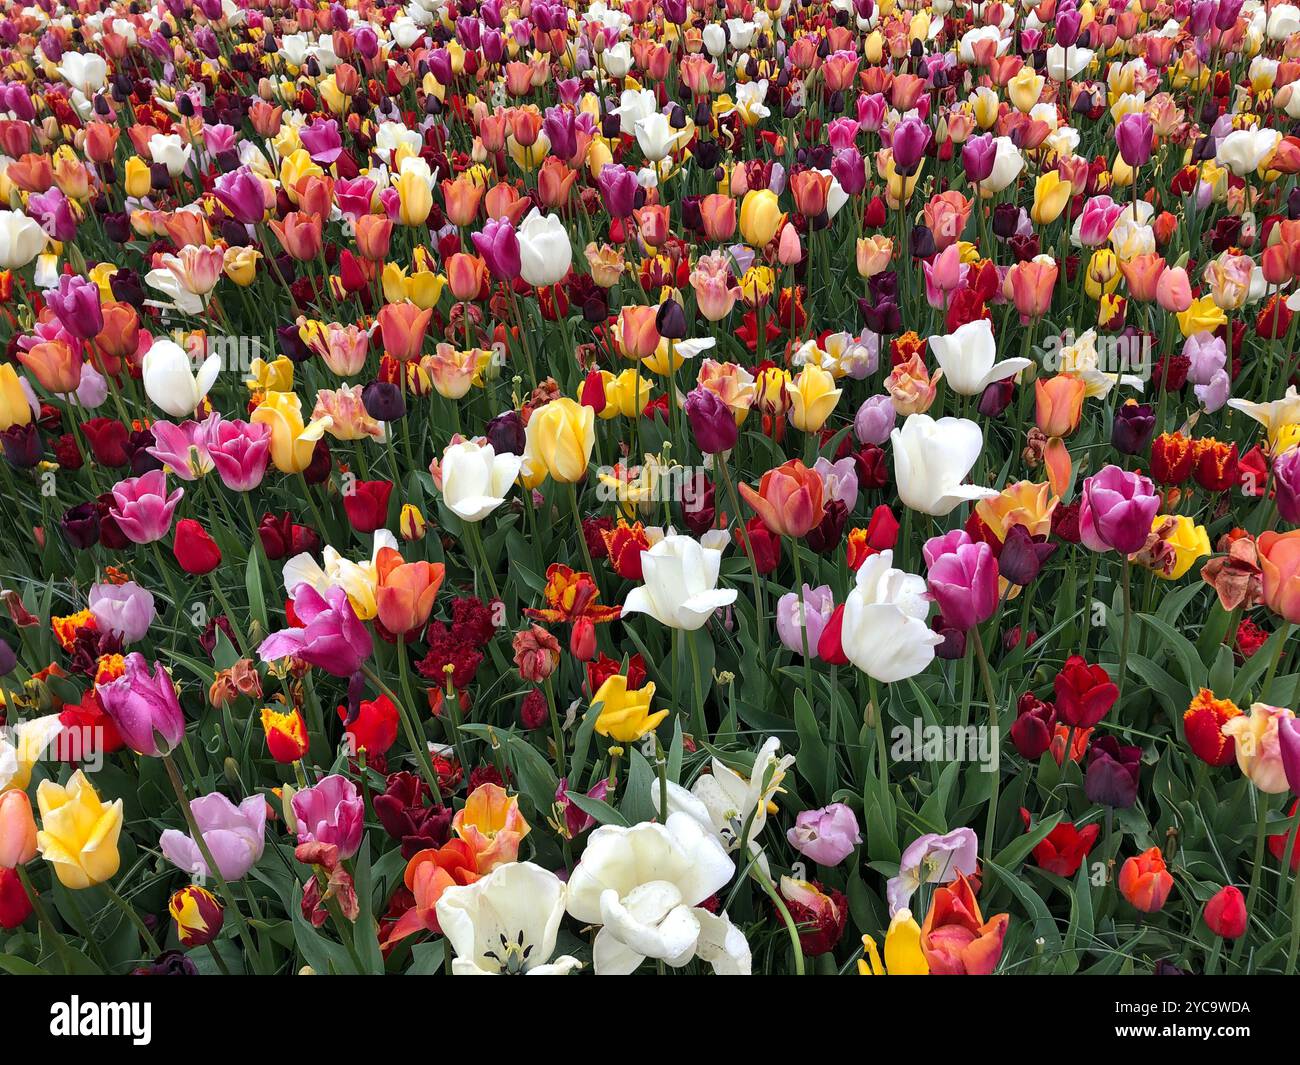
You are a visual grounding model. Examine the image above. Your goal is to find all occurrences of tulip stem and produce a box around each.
[543,675,567,779]
[566,482,597,578]
[375,654,444,803]
[162,753,262,972]
[463,520,500,602]
[714,456,768,672]
[971,626,1002,866]
[869,675,889,810]
[1261,623,1292,704]
[1233,794,1272,972]
[15,865,77,974]
[789,544,816,715]
[103,880,162,958]
[1117,557,1133,704]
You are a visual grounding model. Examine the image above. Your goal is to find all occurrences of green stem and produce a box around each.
[971,626,1002,866]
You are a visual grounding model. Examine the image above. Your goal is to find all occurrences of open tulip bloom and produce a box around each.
[4,0,1300,990]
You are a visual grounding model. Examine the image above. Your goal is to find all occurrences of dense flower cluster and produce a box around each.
[1,0,1300,978]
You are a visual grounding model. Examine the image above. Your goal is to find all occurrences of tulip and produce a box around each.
[471,217,521,281]
[787,364,842,433]
[160,792,266,880]
[174,518,221,575]
[142,338,220,418]
[1203,885,1248,939]
[1115,112,1154,168]
[1030,172,1073,225]
[891,414,998,516]
[109,469,183,544]
[1078,465,1160,555]
[292,774,364,859]
[776,584,835,657]
[929,319,1030,397]
[517,209,572,287]
[592,674,666,742]
[739,460,825,538]
[170,885,224,948]
[685,387,738,454]
[923,531,999,632]
[0,791,37,868]
[251,391,332,474]
[17,339,81,395]
[259,583,374,677]
[88,580,154,643]
[96,653,185,757]
[1085,736,1141,808]
[841,552,943,682]
[36,770,123,889]
[378,301,433,362]
[919,873,1008,975]
[261,706,310,763]
[438,440,524,522]
[375,546,445,636]
[206,418,271,492]
[0,209,46,269]
[1118,847,1174,912]
[621,534,738,631]
[523,398,595,484]
[1223,703,1296,794]
[786,803,861,867]
[739,188,782,247]
[0,364,31,432]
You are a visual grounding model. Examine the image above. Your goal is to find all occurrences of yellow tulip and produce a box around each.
[523,397,595,484]
[124,155,151,198]
[739,188,782,247]
[971,87,1000,130]
[1031,173,1072,225]
[245,355,294,393]
[788,363,842,433]
[279,148,322,204]
[0,364,31,431]
[592,675,666,742]
[602,369,653,420]
[1150,515,1211,580]
[1007,68,1045,112]
[223,246,261,287]
[858,910,930,975]
[394,169,433,227]
[1176,295,1228,338]
[35,770,124,890]
[251,390,332,473]
[1083,249,1120,300]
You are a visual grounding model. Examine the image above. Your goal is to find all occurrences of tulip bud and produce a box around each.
[399,503,428,541]
[1203,885,1247,939]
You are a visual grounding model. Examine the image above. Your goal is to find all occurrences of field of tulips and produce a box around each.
[6,0,1300,983]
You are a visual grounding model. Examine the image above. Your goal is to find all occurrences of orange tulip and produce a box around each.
[381,839,480,945]
[1118,847,1174,912]
[698,194,738,241]
[452,783,530,872]
[0,790,37,868]
[738,459,825,538]
[1258,530,1300,624]
[18,339,82,394]
[1034,375,1086,437]
[537,158,578,209]
[377,301,433,362]
[614,305,661,360]
[445,252,489,301]
[354,214,393,262]
[789,170,832,218]
[1119,254,1167,301]
[441,176,485,227]
[270,211,323,261]
[1007,259,1058,322]
[920,873,1009,975]
[374,546,445,636]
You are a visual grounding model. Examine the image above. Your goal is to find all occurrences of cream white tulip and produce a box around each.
[565,813,750,975]
[0,715,64,793]
[928,319,1031,396]
[891,413,999,516]
[1045,44,1094,81]
[0,211,47,270]
[840,551,943,683]
[1216,128,1283,176]
[435,862,582,976]
[141,339,221,419]
[148,133,193,178]
[517,210,572,288]
[439,440,523,523]
[635,112,690,162]
[1267,3,1300,39]
[611,89,657,136]
[621,534,737,631]
[57,52,108,96]
[977,136,1024,196]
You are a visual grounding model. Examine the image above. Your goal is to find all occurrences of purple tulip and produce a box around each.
[88,580,156,643]
[776,583,835,657]
[28,186,78,242]
[207,417,272,492]
[96,653,186,757]
[1280,715,1300,795]
[888,828,978,914]
[44,275,102,341]
[1115,112,1154,168]
[1215,0,1244,30]
[542,106,578,163]
[1084,736,1141,808]
[684,386,738,454]
[854,394,896,445]
[258,584,374,677]
[1079,464,1160,555]
[596,163,640,218]
[924,530,999,632]
[1275,448,1300,525]
[292,774,365,858]
[212,168,268,226]
[160,792,267,880]
[471,217,521,281]
[787,803,862,866]
[108,469,183,544]
[997,524,1057,586]
[961,133,997,184]
[831,149,867,196]
[1056,4,1082,46]
[299,118,344,165]
[891,116,931,175]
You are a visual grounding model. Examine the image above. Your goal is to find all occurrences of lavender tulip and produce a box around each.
[160,792,266,879]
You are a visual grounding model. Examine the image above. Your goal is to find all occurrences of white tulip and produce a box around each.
[435,862,582,976]
[1267,3,1300,39]
[57,52,108,96]
[727,18,758,48]
[928,319,1031,396]
[439,440,523,522]
[635,112,690,162]
[621,534,737,631]
[0,210,47,270]
[565,813,750,975]
[611,88,657,136]
[840,551,943,683]
[958,26,1009,64]
[390,16,422,47]
[517,210,573,288]
[148,133,193,178]
[0,715,64,792]
[1216,128,1283,176]
[601,42,633,78]
[891,413,999,516]
[977,136,1024,195]
[1045,44,1094,81]
[702,23,726,56]
[141,339,220,419]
